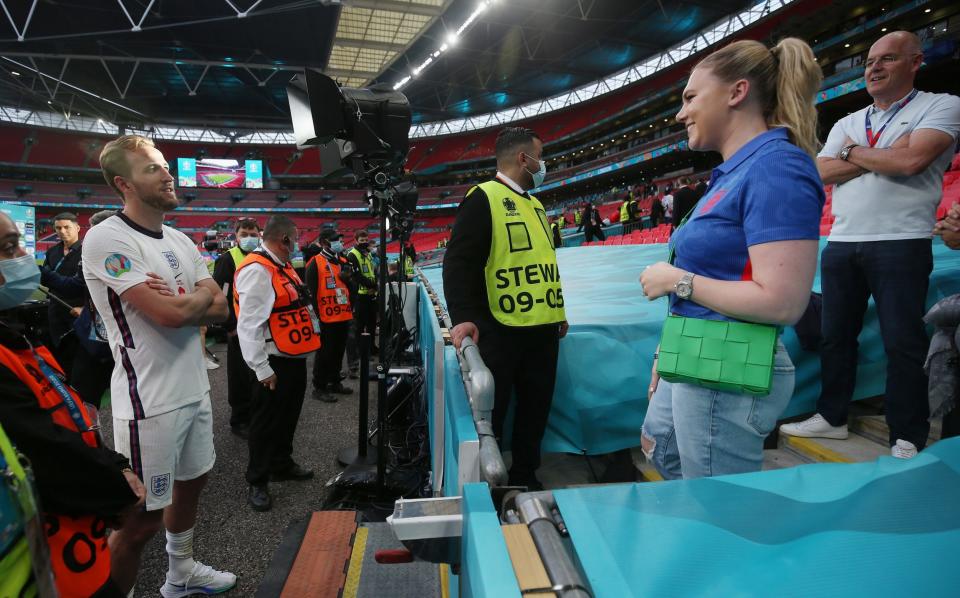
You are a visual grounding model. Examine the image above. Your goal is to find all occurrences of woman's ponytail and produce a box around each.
[769,38,823,158]
[698,37,822,157]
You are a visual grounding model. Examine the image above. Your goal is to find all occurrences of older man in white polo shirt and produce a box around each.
[781,31,960,458]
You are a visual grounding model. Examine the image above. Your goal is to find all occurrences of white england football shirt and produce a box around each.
[82,212,211,420]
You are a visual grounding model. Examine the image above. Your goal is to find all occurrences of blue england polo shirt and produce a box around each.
[670,127,825,321]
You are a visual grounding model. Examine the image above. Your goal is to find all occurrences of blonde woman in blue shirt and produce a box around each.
[639,38,824,479]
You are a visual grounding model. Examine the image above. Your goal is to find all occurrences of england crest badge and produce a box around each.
[162,251,180,270]
[151,473,171,497]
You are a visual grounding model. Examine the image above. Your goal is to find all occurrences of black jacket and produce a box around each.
[40,241,84,344]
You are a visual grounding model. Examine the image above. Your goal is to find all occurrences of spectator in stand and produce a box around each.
[661,190,674,222]
[671,177,704,228]
[649,192,665,228]
[550,216,563,248]
[780,31,960,459]
[695,176,708,198]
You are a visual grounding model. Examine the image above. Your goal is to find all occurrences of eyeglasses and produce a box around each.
[864,53,919,68]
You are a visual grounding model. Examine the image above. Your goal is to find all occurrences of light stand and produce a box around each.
[336,332,375,467]
[370,177,393,497]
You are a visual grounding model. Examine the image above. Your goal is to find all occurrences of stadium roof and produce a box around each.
[0,0,450,129]
[0,0,840,140]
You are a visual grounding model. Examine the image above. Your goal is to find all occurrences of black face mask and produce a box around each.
[357,242,370,253]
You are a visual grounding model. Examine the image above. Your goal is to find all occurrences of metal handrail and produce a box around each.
[458,336,508,487]
[420,274,509,488]
[515,491,592,598]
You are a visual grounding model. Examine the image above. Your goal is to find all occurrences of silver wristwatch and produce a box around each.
[675,272,695,300]
[838,143,857,161]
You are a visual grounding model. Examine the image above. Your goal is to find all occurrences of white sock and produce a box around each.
[126,586,135,598]
[165,528,197,581]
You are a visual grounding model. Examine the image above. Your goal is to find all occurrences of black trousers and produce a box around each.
[51,332,78,383]
[479,325,560,482]
[227,334,254,427]
[354,294,378,339]
[246,356,307,486]
[313,320,351,389]
[70,348,113,410]
[817,240,933,448]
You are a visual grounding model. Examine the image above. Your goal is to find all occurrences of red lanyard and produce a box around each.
[865,89,917,148]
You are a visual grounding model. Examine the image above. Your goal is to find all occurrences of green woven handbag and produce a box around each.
[654,204,778,396]
[656,315,777,395]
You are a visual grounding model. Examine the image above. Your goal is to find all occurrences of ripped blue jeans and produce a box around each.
[641,341,795,479]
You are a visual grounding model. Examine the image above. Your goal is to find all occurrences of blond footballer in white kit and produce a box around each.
[83,136,236,598]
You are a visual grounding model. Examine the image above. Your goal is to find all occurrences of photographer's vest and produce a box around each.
[348,247,376,295]
[234,252,320,356]
[308,253,353,324]
[0,344,111,598]
[475,180,566,327]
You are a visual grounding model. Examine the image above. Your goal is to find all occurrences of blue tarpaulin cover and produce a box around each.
[553,436,960,597]
[422,240,960,454]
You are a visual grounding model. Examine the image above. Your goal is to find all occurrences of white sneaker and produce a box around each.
[160,561,237,598]
[891,439,918,459]
[205,357,221,371]
[779,413,848,439]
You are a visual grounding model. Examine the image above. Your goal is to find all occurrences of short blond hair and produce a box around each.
[99,135,156,197]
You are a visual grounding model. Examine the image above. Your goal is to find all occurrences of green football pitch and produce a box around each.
[203,173,237,185]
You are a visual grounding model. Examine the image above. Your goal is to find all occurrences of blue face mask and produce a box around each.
[330,241,344,253]
[0,253,41,310]
[238,236,260,253]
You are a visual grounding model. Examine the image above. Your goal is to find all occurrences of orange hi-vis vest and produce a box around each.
[308,253,353,324]
[0,343,112,598]
[234,251,321,356]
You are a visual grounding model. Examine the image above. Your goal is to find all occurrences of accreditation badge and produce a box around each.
[335,287,349,305]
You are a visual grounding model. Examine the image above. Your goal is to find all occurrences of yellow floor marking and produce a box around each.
[783,436,852,463]
[440,563,450,598]
[342,526,369,598]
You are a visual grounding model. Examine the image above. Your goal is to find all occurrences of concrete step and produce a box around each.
[630,447,810,480]
[779,430,889,464]
[849,414,942,446]
[762,448,812,470]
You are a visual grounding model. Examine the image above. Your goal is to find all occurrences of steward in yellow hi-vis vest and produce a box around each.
[476,180,566,327]
[442,127,570,490]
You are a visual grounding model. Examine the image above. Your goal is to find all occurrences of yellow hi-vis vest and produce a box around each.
[402,254,415,276]
[620,201,630,223]
[348,247,376,295]
[476,179,566,327]
[228,246,246,268]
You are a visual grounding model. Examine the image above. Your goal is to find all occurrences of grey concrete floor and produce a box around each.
[100,343,376,597]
